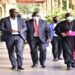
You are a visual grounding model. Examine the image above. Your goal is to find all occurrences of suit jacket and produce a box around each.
[26,19,50,43]
[0,17,27,41]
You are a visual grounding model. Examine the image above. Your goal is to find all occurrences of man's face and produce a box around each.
[32,13,40,21]
[10,9,18,18]
[66,15,73,22]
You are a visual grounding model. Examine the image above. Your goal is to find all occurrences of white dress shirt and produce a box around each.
[10,17,19,34]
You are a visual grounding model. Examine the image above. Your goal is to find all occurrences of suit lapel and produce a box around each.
[30,19,35,32]
[7,17,12,31]
[39,19,42,31]
[17,18,22,30]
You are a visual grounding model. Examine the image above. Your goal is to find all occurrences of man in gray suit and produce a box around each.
[26,11,50,68]
[0,8,27,70]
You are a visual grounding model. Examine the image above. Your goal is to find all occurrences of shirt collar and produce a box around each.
[10,17,17,20]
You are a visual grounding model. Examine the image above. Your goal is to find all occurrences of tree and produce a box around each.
[17,3,40,15]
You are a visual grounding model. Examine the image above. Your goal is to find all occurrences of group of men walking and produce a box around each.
[0,8,50,70]
[0,8,75,71]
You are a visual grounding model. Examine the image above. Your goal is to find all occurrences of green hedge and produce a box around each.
[45,10,75,23]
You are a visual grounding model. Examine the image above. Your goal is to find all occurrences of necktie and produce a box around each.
[34,20,39,37]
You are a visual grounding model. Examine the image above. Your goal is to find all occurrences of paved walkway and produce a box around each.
[0,42,75,75]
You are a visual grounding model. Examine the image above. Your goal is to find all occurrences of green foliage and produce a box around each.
[17,4,40,14]
[17,4,28,14]
[62,0,66,10]
[45,9,75,23]
[45,10,66,23]
[45,0,67,23]
[17,0,75,23]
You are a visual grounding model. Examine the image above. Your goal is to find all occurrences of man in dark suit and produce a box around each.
[26,11,50,68]
[0,8,27,70]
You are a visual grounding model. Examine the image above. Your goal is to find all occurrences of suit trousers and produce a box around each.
[29,37,46,65]
[51,36,62,59]
[5,35,24,67]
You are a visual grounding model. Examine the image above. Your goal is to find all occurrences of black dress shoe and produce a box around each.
[17,66,24,70]
[67,66,71,70]
[11,66,16,70]
[67,64,71,70]
[58,58,63,60]
[53,58,58,61]
[31,64,38,68]
[41,64,45,68]
[71,63,75,68]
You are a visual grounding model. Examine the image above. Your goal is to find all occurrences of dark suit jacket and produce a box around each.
[0,17,27,41]
[26,19,50,43]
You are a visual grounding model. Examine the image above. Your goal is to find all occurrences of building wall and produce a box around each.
[0,0,5,18]
[0,4,3,18]
[0,0,17,18]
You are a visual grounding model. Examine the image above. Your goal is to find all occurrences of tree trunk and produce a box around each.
[51,0,54,13]
[66,0,69,10]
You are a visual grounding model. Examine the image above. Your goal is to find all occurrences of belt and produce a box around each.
[12,34,20,36]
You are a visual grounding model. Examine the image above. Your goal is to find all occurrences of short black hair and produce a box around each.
[32,11,39,17]
[9,8,16,13]
[53,16,59,23]
[65,12,72,17]
[17,14,21,18]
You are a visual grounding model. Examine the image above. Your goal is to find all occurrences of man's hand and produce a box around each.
[24,40,28,44]
[61,33,66,37]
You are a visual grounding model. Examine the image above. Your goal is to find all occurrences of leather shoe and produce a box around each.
[41,64,45,68]
[58,58,63,60]
[67,64,71,70]
[17,66,24,70]
[32,64,38,68]
[71,63,75,68]
[53,58,58,61]
[11,66,16,70]
[67,66,71,70]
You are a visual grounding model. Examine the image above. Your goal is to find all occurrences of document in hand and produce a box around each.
[66,31,75,36]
